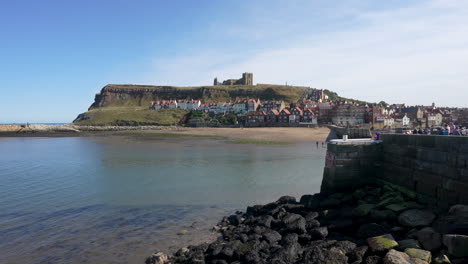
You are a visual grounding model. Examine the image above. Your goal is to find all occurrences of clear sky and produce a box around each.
[1,0,467,123]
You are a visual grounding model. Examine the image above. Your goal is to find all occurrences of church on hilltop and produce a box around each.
[214,72,253,86]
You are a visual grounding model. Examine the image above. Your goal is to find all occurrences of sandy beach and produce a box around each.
[0,125,330,143]
[124,127,330,143]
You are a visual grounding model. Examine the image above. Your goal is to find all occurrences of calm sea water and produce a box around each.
[0,136,326,264]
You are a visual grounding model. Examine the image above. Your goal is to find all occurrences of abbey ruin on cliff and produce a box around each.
[213,72,253,86]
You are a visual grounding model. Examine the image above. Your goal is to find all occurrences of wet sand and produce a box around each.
[0,126,330,143]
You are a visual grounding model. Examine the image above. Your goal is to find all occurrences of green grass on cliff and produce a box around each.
[73,107,189,126]
[100,84,307,107]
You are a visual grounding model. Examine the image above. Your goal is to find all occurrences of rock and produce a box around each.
[398,239,421,250]
[334,240,357,253]
[242,251,261,264]
[298,233,312,245]
[376,196,405,208]
[320,209,340,221]
[452,259,468,264]
[282,203,305,214]
[211,260,228,264]
[305,211,319,221]
[410,258,428,264]
[383,249,412,264]
[353,204,376,217]
[281,233,298,246]
[431,254,451,264]
[300,194,320,210]
[263,230,282,244]
[175,247,189,256]
[357,223,390,239]
[448,204,468,216]
[370,209,397,221]
[227,215,242,226]
[416,227,441,251]
[303,246,348,264]
[256,215,273,228]
[246,205,263,216]
[327,219,355,232]
[367,234,399,252]
[146,252,168,264]
[282,213,306,234]
[404,248,431,263]
[366,255,382,264]
[276,195,296,204]
[177,229,189,235]
[306,219,321,230]
[433,205,468,235]
[353,188,367,200]
[348,246,368,263]
[398,209,435,227]
[310,227,328,240]
[442,234,468,258]
[386,203,409,213]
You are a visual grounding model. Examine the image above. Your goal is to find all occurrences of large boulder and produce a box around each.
[416,227,441,251]
[404,248,431,263]
[398,209,435,227]
[442,234,468,258]
[367,234,399,252]
[383,249,413,264]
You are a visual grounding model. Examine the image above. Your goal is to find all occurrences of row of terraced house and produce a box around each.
[149,99,468,128]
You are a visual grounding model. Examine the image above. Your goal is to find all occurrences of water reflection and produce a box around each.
[0,136,326,263]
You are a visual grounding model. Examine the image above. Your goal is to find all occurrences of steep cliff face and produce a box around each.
[89,84,307,109]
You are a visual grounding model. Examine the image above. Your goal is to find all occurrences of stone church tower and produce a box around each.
[242,73,253,85]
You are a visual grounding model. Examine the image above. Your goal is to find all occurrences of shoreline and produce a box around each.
[0,126,330,143]
[147,184,468,264]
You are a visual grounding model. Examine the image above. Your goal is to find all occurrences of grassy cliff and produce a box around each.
[73,84,308,125]
[73,107,189,126]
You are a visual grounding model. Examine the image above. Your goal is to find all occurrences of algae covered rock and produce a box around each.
[353,203,376,217]
[404,248,431,262]
[367,234,398,252]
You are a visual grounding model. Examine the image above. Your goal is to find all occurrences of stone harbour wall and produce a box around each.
[379,134,468,208]
[322,134,468,208]
[321,141,382,193]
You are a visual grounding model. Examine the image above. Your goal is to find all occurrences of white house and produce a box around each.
[402,114,410,127]
[187,99,201,110]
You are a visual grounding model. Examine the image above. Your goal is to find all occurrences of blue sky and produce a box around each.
[1,0,467,123]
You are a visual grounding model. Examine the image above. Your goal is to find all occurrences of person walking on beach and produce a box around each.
[316,141,319,148]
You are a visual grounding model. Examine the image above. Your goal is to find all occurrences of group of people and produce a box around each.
[407,123,467,136]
